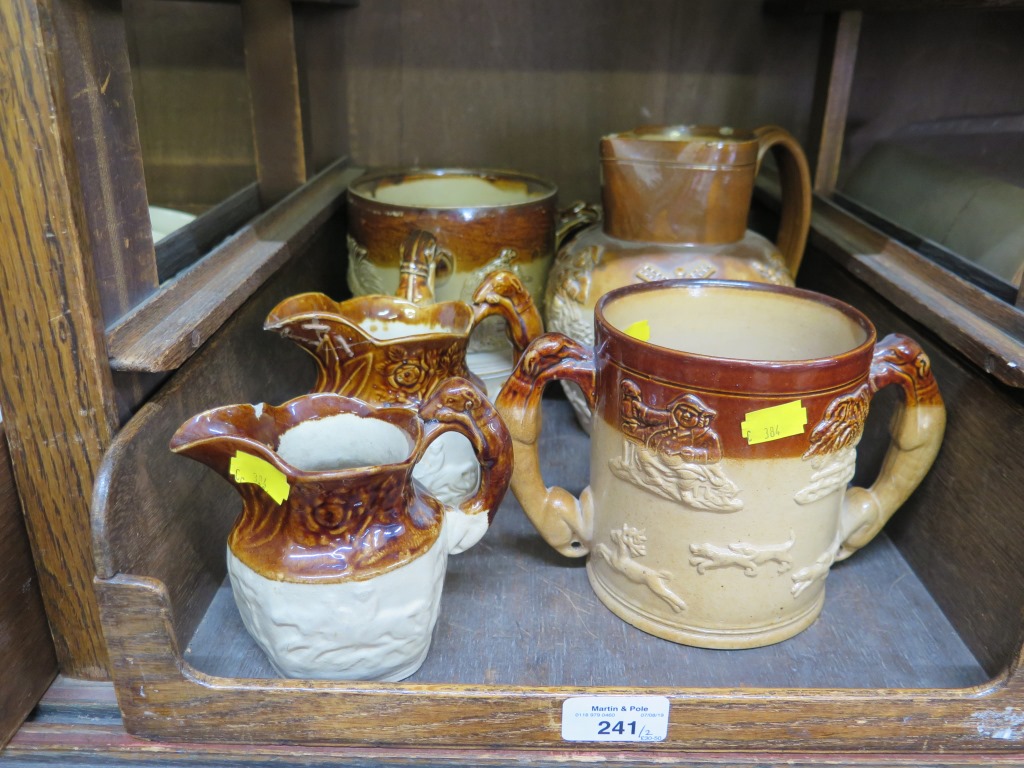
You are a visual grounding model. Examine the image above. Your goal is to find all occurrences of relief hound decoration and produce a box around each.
[689,531,795,577]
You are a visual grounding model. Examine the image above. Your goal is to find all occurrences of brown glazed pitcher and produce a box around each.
[266,231,541,505]
[170,378,512,681]
[545,125,812,429]
[497,280,945,649]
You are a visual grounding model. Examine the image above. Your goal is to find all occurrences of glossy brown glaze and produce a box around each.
[266,233,542,406]
[594,280,877,460]
[599,124,811,272]
[545,127,813,431]
[170,378,512,584]
[347,168,559,309]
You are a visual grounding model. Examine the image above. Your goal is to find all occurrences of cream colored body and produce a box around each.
[227,510,486,681]
[588,419,839,647]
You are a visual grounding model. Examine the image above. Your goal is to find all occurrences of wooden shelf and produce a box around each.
[185,399,985,691]
[89,262,1024,752]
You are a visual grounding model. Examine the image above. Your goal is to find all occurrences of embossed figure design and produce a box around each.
[266,230,541,505]
[495,280,946,649]
[170,378,512,681]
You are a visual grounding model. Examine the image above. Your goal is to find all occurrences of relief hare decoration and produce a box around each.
[266,231,541,506]
[496,280,945,649]
[170,378,512,681]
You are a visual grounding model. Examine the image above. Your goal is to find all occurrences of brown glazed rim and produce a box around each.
[604,124,758,145]
[594,279,877,377]
[264,292,477,340]
[347,167,558,210]
[170,393,425,481]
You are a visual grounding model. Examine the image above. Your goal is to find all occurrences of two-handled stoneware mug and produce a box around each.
[495,279,946,648]
[171,378,512,680]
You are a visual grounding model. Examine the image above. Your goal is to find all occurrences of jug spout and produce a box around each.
[169,403,291,493]
[264,293,377,395]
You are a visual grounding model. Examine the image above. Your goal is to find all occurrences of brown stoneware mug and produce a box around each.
[170,377,512,681]
[495,280,946,648]
[347,168,594,380]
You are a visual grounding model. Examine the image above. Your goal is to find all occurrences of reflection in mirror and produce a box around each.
[123,0,259,280]
[837,10,1024,300]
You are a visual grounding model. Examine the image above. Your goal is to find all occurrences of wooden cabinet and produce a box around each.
[0,1,1021,764]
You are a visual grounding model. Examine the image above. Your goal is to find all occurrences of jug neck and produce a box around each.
[600,129,758,245]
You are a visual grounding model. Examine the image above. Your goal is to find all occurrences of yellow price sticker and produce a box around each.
[230,451,291,504]
[624,319,651,342]
[740,400,808,446]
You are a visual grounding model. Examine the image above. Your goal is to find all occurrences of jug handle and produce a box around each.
[416,377,513,554]
[470,270,545,359]
[396,230,440,304]
[556,201,600,251]
[754,125,812,278]
[837,334,946,560]
[494,333,597,557]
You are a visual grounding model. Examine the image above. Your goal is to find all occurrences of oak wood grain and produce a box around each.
[48,0,159,324]
[105,160,359,372]
[13,679,1024,767]
[0,0,122,678]
[0,427,58,749]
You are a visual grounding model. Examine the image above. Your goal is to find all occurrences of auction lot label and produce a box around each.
[561,696,670,742]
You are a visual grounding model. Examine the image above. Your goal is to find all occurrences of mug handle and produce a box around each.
[494,333,598,557]
[416,377,513,554]
[837,334,946,560]
[470,270,545,359]
[754,125,812,278]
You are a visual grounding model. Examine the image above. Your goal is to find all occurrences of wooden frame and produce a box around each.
[0,0,354,679]
[798,3,1024,381]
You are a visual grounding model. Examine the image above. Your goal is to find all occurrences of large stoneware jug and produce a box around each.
[546,125,812,429]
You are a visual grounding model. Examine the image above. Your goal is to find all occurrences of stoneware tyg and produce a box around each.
[496,280,946,649]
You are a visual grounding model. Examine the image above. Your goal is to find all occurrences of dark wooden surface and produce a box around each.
[50,0,159,325]
[798,242,1024,679]
[184,399,985,690]
[0,427,58,749]
[298,0,823,204]
[155,183,262,282]
[241,0,309,206]
[806,10,861,192]
[123,0,256,211]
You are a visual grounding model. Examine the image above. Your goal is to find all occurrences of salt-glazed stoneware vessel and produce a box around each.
[347,168,594,389]
[170,378,512,681]
[266,231,541,505]
[546,124,812,430]
[496,280,946,649]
